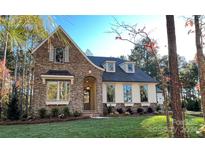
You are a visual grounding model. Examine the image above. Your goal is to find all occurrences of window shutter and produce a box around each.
[65,46,69,62]
[49,44,54,62]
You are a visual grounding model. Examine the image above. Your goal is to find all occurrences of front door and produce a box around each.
[83,88,91,110]
[83,76,96,111]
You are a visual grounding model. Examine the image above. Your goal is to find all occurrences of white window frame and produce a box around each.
[127,63,135,73]
[106,61,116,72]
[123,84,132,103]
[126,63,135,73]
[46,80,70,105]
[106,84,115,103]
[54,47,65,64]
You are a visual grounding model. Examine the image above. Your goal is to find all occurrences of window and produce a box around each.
[140,85,148,102]
[123,85,132,102]
[54,47,64,63]
[47,81,70,102]
[106,62,115,72]
[107,84,115,102]
[127,63,134,73]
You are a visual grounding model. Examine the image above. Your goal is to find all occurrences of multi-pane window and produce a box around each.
[107,62,115,72]
[47,81,70,102]
[123,85,132,102]
[127,63,134,72]
[54,47,64,63]
[107,84,115,102]
[140,85,148,102]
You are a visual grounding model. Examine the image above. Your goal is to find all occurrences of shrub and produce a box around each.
[63,107,70,117]
[156,105,161,112]
[137,108,144,114]
[108,106,113,114]
[103,104,108,116]
[126,108,133,114]
[7,86,20,120]
[116,108,124,114]
[51,108,59,117]
[185,98,201,111]
[38,108,47,119]
[147,107,154,113]
[73,111,81,117]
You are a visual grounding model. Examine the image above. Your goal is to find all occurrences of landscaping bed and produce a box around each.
[0,116,90,125]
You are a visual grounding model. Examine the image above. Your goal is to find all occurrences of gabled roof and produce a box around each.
[31,26,104,71]
[88,56,158,83]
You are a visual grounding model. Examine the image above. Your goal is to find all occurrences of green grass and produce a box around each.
[0,115,203,138]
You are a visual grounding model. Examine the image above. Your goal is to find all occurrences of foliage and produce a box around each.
[126,108,134,114]
[184,98,201,111]
[129,39,159,79]
[7,85,20,120]
[38,108,47,119]
[103,104,108,116]
[107,106,113,114]
[51,108,59,117]
[116,108,124,114]
[73,111,81,117]
[147,107,154,113]
[62,107,70,117]
[137,108,144,114]
[156,105,161,112]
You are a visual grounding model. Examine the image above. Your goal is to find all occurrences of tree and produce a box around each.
[109,19,172,137]
[7,84,20,120]
[129,39,159,79]
[194,15,205,122]
[166,15,185,137]
[0,16,56,118]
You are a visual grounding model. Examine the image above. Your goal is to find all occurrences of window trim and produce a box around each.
[106,84,115,103]
[127,63,135,73]
[123,84,132,103]
[46,80,70,105]
[54,47,65,64]
[106,61,116,72]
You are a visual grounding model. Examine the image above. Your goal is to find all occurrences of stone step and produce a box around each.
[83,111,101,117]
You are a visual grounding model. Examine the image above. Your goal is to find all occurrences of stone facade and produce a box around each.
[32,28,104,115]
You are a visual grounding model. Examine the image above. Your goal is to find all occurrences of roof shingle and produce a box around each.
[88,56,158,83]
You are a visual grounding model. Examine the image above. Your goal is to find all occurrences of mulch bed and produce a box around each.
[0,116,90,125]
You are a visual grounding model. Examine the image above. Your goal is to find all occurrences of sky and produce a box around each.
[53,15,196,61]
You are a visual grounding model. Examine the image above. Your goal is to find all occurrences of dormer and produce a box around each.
[103,61,116,72]
[120,62,135,73]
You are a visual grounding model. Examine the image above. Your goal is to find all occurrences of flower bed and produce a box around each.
[0,116,90,125]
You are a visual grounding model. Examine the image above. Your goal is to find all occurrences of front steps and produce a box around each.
[83,110,101,117]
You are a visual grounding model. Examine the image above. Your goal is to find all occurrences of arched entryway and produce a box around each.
[83,76,96,111]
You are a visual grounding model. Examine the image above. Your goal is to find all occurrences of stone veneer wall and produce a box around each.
[32,30,104,115]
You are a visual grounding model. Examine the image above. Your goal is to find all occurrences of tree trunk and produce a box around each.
[166,15,185,137]
[194,15,205,122]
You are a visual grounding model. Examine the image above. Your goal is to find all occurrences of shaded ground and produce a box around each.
[0,115,203,138]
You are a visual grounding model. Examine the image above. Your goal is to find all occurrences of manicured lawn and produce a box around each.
[0,115,203,138]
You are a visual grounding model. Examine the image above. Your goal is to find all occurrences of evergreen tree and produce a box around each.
[7,84,20,120]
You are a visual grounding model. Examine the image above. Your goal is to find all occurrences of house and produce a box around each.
[31,26,158,116]
[156,87,164,107]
